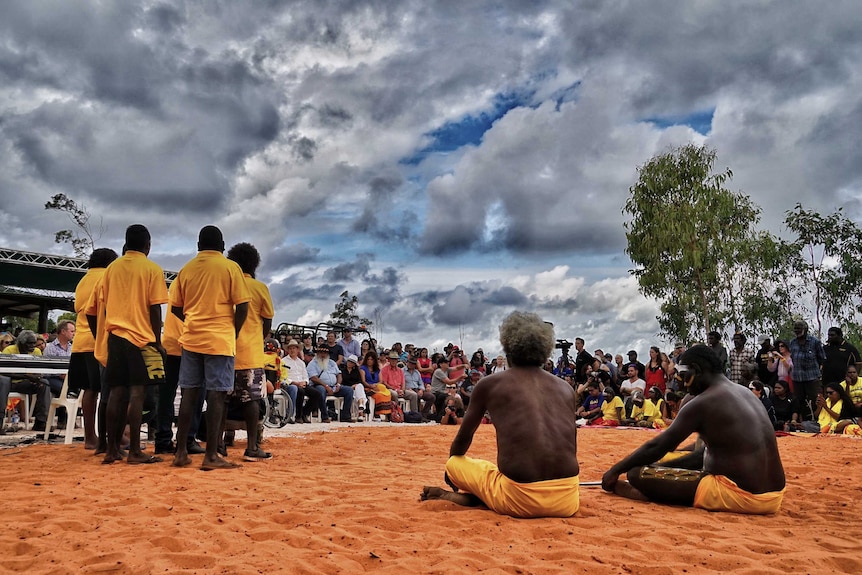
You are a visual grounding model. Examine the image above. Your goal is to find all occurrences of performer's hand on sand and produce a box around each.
[601,470,618,492]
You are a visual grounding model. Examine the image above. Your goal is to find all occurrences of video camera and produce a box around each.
[555,339,572,351]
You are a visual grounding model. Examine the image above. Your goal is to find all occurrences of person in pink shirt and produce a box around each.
[381,351,418,412]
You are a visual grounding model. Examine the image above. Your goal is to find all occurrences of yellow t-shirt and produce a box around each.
[102,251,169,348]
[2,345,42,356]
[170,251,250,357]
[842,377,862,408]
[631,399,661,422]
[818,398,843,430]
[602,396,624,423]
[234,274,274,370]
[84,276,109,366]
[73,268,106,353]
[162,306,184,357]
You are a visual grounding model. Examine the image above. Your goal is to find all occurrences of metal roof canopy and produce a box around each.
[0,247,177,331]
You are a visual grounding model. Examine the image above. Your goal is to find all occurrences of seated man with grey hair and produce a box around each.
[1,330,53,431]
[421,311,581,518]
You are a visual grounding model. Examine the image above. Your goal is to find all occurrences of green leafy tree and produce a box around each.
[783,204,862,335]
[329,290,373,330]
[44,193,103,257]
[623,144,768,342]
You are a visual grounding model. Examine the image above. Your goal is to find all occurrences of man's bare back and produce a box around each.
[462,367,579,482]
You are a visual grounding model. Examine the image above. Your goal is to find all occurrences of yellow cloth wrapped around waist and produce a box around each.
[693,474,784,515]
[445,455,579,518]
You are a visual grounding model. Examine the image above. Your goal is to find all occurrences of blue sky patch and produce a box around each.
[401,91,534,165]
[645,107,715,135]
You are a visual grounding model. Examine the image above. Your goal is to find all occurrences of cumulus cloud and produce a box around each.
[1,1,860,356]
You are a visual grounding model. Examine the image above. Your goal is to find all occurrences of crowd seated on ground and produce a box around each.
[5,324,862,436]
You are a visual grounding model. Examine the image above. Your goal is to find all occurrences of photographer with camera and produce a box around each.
[440,395,465,425]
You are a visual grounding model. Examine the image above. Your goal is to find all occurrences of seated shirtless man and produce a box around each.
[421,311,580,518]
[602,344,785,514]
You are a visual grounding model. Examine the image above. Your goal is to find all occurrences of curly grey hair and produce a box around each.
[499,311,554,367]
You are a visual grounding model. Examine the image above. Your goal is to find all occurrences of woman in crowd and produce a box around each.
[664,391,681,421]
[359,351,391,419]
[599,386,624,426]
[816,381,856,434]
[767,340,793,393]
[341,354,368,420]
[360,339,371,359]
[749,380,777,427]
[647,386,669,428]
[469,350,486,374]
[417,347,434,387]
[644,346,667,396]
[771,380,800,431]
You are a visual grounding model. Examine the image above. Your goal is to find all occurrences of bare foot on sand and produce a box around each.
[420,486,481,507]
[171,455,193,467]
[127,453,163,465]
[200,456,242,471]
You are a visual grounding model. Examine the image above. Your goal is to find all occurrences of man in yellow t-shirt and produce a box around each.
[226,242,274,461]
[841,365,862,415]
[0,330,53,431]
[170,226,249,471]
[71,248,118,449]
[99,225,169,465]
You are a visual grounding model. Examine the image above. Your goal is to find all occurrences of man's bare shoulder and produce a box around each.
[479,367,573,393]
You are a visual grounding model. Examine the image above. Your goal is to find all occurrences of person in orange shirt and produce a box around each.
[170,226,249,470]
[99,225,169,465]
[70,248,118,449]
[226,242,274,461]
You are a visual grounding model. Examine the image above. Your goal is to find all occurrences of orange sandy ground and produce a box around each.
[1,426,859,575]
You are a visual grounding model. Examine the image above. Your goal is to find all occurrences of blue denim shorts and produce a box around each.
[178,349,235,392]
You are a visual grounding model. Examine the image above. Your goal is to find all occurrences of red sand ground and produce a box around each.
[1,425,859,575]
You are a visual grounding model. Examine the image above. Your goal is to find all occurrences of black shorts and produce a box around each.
[104,333,165,388]
[68,352,101,392]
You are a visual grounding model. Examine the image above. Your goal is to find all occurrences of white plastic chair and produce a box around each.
[6,392,32,429]
[43,375,82,444]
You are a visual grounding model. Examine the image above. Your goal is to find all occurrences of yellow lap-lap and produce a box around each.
[445,456,579,518]
[693,474,784,515]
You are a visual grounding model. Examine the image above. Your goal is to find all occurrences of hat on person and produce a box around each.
[388,351,400,360]
[469,369,482,377]
[627,349,637,357]
[315,345,330,353]
[286,339,300,349]
[673,341,685,348]
[452,345,460,351]
[407,357,418,365]
[346,354,358,364]
[437,357,450,365]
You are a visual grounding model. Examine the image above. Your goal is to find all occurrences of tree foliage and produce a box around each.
[44,193,103,257]
[329,290,373,329]
[623,144,772,342]
[783,204,862,334]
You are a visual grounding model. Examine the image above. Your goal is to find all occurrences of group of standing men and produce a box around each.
[70,223,272,469]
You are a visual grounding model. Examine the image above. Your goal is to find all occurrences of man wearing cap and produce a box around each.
[171,225,250,470]
[282,339,321,424]
[788,320,826,419]
[728,333,756,386]
[404,357,432,414]
[626,350,646,380]
[381,351,416,412]
[421,311,580,518]
[431,356,467,422]
[460,369,482,408]
[603,344,785,515]
[338,328,361,361]
[307,345,354,422]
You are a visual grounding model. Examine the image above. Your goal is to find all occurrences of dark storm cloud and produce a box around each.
[483,286,528,306]
[323,253,373,282]
[261,243,321,277]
